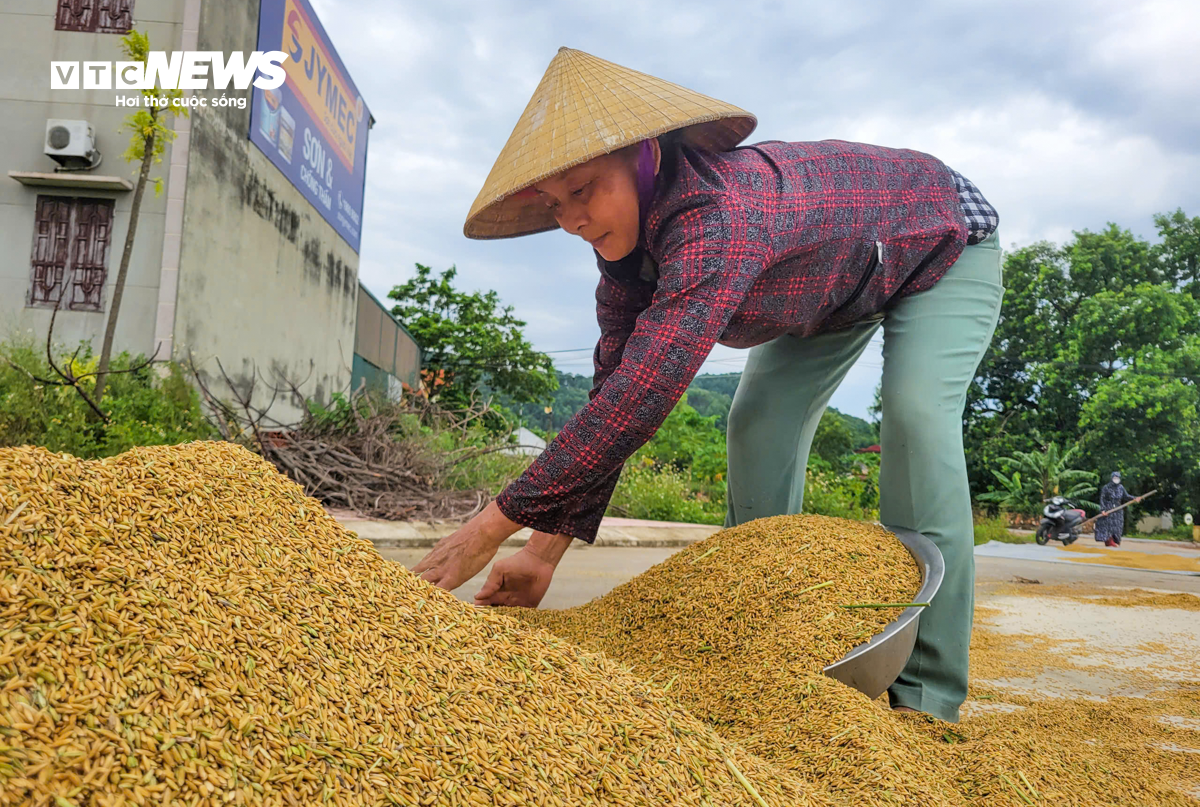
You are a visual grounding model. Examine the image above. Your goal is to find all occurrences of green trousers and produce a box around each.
[724,231,1004,722]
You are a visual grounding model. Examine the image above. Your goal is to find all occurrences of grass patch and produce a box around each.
[973,513,1033,546]
[1133,525,1196,542]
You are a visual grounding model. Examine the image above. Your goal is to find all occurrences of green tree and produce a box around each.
[503,372,591,431]
[1153,209,1200,294]
[831,407,876,450]
[93,30,187,404]
[868,380,882,429]
[505,371,745,434]
[966,215,1200,515]
[975,469,1029,512]
[388,264,557,412]
[687,372,742,399]
[634,394,727,482]
[1079,365,1200,504]
[812,409,853,471]
[684,386,733,430]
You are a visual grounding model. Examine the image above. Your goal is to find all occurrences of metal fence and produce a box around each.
[353,284,421,394]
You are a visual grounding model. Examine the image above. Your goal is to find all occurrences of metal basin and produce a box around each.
[821,526,945,699]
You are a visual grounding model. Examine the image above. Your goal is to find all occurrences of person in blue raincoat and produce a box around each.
[1094,471,1135,547]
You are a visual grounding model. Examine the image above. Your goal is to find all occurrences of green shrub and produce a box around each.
[608,464,723,525]
[1139,523,1196,542]
[443,447,534,497]
[637,394,727,482]
[0,339,213,458]
[800,455,880,521]
[972,512,1024,545]
[801,468,876,521]
[606,445,883,527]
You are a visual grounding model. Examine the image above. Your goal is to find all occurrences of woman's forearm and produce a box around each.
[478,500,524,543]
[525,531,574,567]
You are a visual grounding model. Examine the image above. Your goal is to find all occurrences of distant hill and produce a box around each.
[685,373,738,429]
[503,371,877,448]
[688,373,741,398]
[838,409,877,450]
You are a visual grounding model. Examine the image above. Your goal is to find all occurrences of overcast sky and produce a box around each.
[310,0,1199,419]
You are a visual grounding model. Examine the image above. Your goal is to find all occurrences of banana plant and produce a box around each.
[1004,441,1099,509]
[979,439,1100,512]
[977,469,1030,511]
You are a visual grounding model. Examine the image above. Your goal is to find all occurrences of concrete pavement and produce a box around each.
[976,538,1200,575]
[381,544,682,609]
[335,512,719,548]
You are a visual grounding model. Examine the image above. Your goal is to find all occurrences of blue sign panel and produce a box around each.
[249,0,371,252]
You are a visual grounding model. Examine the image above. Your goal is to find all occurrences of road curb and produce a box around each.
[334,518,719,549]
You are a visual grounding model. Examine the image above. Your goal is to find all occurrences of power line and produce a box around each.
[429,330,883,367]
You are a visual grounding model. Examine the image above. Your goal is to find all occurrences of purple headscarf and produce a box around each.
[635,139,658,233]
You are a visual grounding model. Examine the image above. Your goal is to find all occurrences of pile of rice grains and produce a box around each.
[514,530,1200,805]
[2,443,1197,806]
[0,443,819,807]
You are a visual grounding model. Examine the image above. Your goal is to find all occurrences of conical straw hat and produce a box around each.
[464,47,756,239]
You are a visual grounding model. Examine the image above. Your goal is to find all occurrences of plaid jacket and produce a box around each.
[496,139,972,541]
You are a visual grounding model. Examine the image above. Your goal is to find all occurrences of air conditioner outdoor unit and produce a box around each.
[44,119,101,170]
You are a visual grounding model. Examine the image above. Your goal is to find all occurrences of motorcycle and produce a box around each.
[1035,496,1085,545]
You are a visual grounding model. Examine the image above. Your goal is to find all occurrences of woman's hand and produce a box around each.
[411,502,523,591]
[474,532,573,608]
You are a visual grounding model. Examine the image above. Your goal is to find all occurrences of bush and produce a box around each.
[607,439,883,527]
[637,394,727,482]
[0,339,213,458]
[608,464,723,525]
[443,447,534,497]
[1139,523,1196,542]
[800,454,880,521]
[801,468,877,521]
[972,512,1027,545]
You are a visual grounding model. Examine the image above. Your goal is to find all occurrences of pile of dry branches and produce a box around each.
[188,358,500,521]
[259,406,490,521]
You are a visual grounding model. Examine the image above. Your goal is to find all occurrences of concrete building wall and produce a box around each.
[1136,512,1174,534]
[0,0,184,355]
[174,0,359,425]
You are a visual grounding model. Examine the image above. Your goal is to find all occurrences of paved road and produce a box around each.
[383,545,679,609]
[974,555,1200,593]
[382,545,1200,610]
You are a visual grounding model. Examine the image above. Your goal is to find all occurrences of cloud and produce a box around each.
[311,0,1198,418]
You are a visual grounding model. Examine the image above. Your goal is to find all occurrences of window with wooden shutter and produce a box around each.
[29,197,73,308]
[55,0,134,34]
[28,195,116,312]
[95,0,133,34]
[67,200,114,311]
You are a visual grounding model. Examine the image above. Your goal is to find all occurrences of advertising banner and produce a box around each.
[249,0,371,252]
